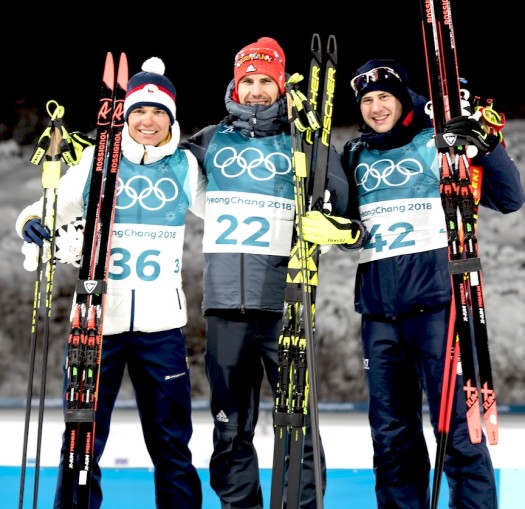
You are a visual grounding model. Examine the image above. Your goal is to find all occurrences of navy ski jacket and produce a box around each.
[342,93,525,319]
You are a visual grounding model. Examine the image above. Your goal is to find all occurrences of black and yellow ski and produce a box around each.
[270,33,337,509]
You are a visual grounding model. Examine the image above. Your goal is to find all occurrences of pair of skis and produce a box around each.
[270,34,337,509]
[59,52,128,508]
[420,1,500,507]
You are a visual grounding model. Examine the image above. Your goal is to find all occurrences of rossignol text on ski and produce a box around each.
[60,52,128,509]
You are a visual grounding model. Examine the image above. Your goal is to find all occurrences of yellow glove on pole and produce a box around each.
[301,210,365,246]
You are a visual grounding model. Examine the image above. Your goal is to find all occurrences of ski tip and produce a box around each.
[484,407,499,445]
[328,34,337,59]
[466,403,483,444]
[103,52,115,89]
[117,52,129,89]
[311,33,321,53]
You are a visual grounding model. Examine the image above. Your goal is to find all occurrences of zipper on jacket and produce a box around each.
[249,113,256,137]
[130,289,135,331]
[240,253,246,313]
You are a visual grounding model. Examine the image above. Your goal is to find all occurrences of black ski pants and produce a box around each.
[362,305,498,509]
[53,328,202,509]
[205,309,326,509]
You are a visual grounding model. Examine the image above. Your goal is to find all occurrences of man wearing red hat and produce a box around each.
[182,37,363,508]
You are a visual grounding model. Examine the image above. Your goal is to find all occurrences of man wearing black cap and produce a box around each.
[301,58,525,508]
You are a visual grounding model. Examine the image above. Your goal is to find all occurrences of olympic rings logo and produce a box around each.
[355,158,424,191]
[213,147,292,181]
[116,175,179,211]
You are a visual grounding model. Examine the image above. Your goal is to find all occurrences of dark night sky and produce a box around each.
[3,2,523,136]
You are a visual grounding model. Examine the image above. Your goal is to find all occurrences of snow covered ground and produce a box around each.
[2,401,525,509]
[2,401,524,470]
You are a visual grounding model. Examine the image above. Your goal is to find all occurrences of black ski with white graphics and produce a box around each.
[419,1,498,508]
[270,34,337,509]
[60,51,128,509]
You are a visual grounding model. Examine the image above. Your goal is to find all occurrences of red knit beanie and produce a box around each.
[233,37,286,102]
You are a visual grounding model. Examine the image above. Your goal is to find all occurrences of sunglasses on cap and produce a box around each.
[350,67,403,94]
[235,50,284,68]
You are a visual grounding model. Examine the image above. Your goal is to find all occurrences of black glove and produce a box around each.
[22,219,51,246]
[444,116,499,154]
